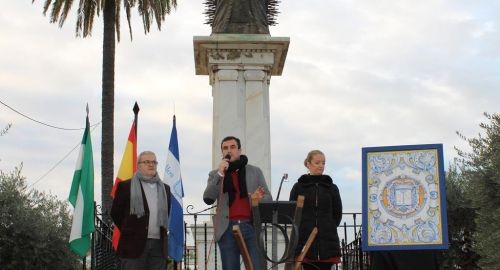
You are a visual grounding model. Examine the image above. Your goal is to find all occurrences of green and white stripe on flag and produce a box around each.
[68,113,95,257]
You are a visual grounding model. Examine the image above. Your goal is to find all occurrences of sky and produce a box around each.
[1,1,499,224]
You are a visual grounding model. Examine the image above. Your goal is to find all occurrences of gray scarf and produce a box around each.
[130,171,169,229]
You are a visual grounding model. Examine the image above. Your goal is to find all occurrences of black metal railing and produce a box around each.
[89,203,120,270]
[341,229,370,270]
[182,205,370,270]
[90,204,370,270]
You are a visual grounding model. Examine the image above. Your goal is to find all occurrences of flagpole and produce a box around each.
[69,104,95,259]
[133,102,139,137]
[111,103,140,251]
[165,114,184,264]
[133,102,139,179]
[84,104,89,270]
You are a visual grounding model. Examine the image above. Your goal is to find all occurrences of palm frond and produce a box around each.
[47,0,63,23]
[35,0,176,39]
[41,0,53,17]
[124,0,134,40]
[73,0,99,37]
[116,0,122,42]
[58,0,75,28]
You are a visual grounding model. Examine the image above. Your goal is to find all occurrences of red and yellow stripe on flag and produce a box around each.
[111,121,137,250]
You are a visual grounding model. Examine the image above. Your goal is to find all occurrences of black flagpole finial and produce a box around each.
[133,102,140,115]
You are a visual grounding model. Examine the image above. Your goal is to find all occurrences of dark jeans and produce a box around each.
[120,239,166,270]
[218,221,261,270]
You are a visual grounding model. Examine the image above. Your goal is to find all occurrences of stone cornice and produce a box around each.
[193,34,290,76]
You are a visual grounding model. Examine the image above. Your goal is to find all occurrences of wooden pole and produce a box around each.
[232,225,254,270]
[294,227,318,270]
[284,195,305,270]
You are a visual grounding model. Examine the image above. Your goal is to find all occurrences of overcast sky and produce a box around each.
[1,1,498,219]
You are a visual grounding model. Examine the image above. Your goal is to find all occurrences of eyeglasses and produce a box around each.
[139,160,158,165]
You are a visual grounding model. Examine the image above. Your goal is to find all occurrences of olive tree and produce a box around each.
[455,113,500,269]
[0,165,80,269]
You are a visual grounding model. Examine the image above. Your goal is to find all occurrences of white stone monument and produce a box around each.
[193,33,289,186]
[193,33,289,269]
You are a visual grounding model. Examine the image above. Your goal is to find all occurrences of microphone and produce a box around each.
[275,173,288,201]
[223,154,231,172]
[216,154,231,188]
[216,154,231,185]
[273,173,289,214]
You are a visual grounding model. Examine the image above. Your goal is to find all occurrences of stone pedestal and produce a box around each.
[193,34,289,185]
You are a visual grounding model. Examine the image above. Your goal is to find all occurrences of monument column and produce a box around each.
[194,34,289,185]
[244,68,271,184]
[193,2,288,268]
[212,68,246,153]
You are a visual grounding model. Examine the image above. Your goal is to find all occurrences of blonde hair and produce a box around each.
[304,150,325,168]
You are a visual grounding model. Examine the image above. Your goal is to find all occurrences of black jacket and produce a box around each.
[111,180,171,258]
[289,174,343,259]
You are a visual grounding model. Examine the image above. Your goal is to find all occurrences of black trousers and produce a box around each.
[120,239,167,270]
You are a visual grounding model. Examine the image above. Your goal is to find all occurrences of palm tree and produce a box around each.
[32,0,177,222]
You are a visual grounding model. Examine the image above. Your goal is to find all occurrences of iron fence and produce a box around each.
[89,204,370,270]
[89,203,120,270]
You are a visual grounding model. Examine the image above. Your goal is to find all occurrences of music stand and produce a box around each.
[252,196,305,269]
[258,201,297,223]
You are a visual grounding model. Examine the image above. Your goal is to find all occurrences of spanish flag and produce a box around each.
[111,119,137,250]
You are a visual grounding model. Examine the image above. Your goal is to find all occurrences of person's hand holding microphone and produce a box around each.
[217,154,231,177]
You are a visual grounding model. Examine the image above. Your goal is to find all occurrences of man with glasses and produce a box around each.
[111,151,172,270]
[203,136,272,269]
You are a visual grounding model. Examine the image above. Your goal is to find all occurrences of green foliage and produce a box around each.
[441,164,480,269]
[0,165,80,269]
[455,112,500,269]
[34,0,177,40]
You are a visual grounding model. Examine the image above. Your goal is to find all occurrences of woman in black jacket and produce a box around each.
[289,150,343,270]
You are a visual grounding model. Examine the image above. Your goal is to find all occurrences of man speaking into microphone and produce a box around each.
[203,136,272,269]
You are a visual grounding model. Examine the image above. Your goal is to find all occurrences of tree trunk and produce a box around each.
[101,0,116,223]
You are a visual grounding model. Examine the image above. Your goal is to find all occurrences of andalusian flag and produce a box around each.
[164,115,184,262]
[111,118,137,250]
[68,110,95,257]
